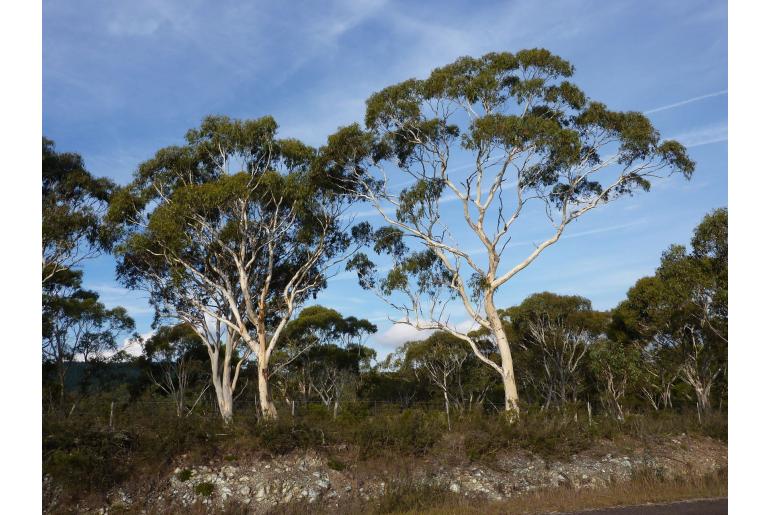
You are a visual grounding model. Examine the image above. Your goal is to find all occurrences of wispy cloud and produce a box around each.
[644,89,727,115]
[466,219,649,256]
[670,123,728,148]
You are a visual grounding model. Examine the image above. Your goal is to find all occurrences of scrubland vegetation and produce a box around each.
[42,48,726,513]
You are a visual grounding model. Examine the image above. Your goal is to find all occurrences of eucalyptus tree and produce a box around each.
[398,332,470,429]
[42,138,115,283]
[141,324,211,418]
[326,49,694,414]
[42,269,135,403]
[304,344,369,418]
[587,339,642,421]
[110,116,365,420]
[613,208,727,417]
[270,305,376,409]
[498,292,607,408]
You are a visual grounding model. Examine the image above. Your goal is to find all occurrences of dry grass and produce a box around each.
[396,467,727,515]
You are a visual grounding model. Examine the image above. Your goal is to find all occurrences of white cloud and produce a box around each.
[670,123,728,148]
[644,90,727,115]
[453,318,480,334]
[374,323,432,348]
[373,315,480,348]
[115,330,154,358]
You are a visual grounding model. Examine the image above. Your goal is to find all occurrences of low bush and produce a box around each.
[194,481,215,497]
[252,419,324,455]
[43,426,135,492]
[43,397,727,509]
[326,457,346,471]
[354,409,444,458]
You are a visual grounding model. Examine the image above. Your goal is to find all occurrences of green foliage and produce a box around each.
[323,50,694,416]
[326,458,346,471]
[42,267,136,402]
[143,323,199,355]
[43,426,135,492]
[177,468,193,482]
[111,115,342,303]
[611,208,727,412]
[43,393,725,510]
[281,306,377,350]
[251,419,323,455]
[460,409,607,462]
[359,48,694,196]
[194,481,215,497]
[42,137,117,281]
[355,409,444,458]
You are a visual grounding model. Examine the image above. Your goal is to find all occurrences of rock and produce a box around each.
[78,438,725,514]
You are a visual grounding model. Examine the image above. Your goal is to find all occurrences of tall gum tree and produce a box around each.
[326,49,694,415]
[110,116,364,421]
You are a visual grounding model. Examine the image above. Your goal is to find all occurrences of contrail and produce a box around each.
[644,89,727,114]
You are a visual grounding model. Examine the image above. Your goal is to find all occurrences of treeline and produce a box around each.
[42,48,724,429]
[44,201,726,427]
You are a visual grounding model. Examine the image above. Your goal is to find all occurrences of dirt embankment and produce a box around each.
[44,434,727,514]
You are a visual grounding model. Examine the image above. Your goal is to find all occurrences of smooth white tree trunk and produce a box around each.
[257,349,278,420]
[485,293,520,415]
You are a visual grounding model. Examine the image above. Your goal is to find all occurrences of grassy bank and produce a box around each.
[43,400,727,511]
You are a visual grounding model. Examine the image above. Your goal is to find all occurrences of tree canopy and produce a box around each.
[109,115,368,419]
[42,137,116,283]
[325,49,694,413]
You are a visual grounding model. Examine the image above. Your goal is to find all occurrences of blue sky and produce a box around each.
[43,0,727,357]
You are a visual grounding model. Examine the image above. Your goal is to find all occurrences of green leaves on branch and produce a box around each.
[351,48,695,211]
[346,227,453,299]
[43,138,118,281]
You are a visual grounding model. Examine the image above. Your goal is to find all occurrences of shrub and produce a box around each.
[43,428,135,492]
[177,469,193,482]
[461,408,606,462]
[194,481,215,497]
[355,409,444,458]
[254,419,324,455]
[327,457,346,471]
